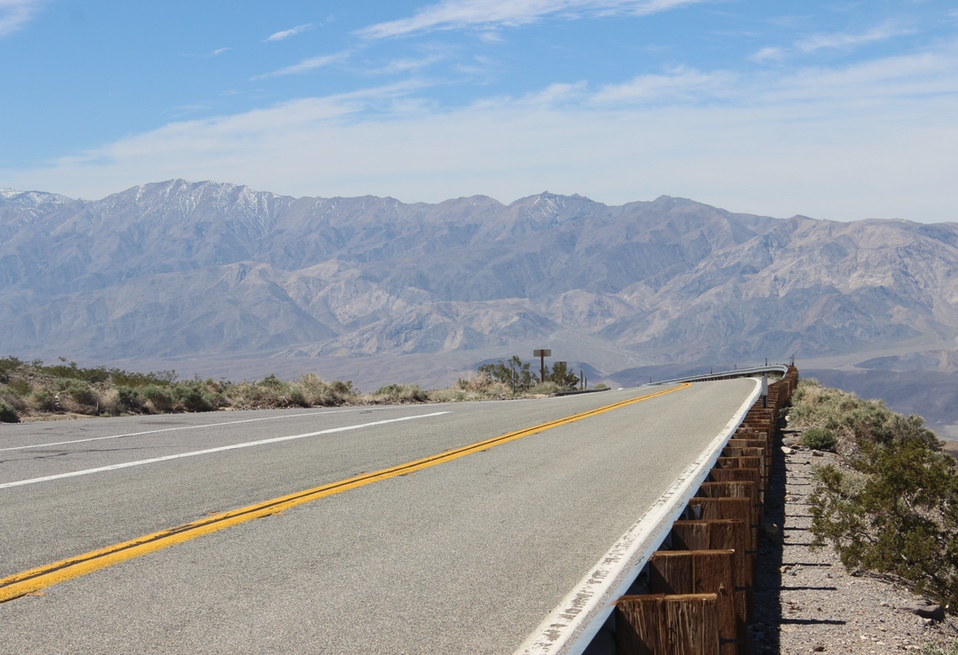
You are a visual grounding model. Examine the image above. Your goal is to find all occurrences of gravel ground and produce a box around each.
[749,436,958,654]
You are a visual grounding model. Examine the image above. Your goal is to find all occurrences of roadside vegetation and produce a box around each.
[0,357,363,422]
[477,355,581,394]
[790,379,958,609]
[0,354,593,423]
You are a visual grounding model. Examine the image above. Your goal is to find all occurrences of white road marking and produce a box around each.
[0,411,451,490]
[0,407,374,452]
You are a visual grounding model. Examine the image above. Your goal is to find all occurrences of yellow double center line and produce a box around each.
[0,384,689,603]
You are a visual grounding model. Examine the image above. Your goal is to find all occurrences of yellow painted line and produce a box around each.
[0,383,690,603]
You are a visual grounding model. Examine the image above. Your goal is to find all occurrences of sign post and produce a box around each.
[533,349,551,383]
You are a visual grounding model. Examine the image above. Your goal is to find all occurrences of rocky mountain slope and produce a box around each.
[1,179,956,432]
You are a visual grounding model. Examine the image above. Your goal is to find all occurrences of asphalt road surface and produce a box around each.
[0,379,756,654]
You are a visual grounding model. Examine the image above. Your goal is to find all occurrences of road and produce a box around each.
[0,379,756,654]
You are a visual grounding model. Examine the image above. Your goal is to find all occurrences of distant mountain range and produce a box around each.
[2,180,957,436]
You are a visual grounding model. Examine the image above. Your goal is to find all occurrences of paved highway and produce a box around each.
[0,379,756,653]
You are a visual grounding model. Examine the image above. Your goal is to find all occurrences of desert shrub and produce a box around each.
[429,388,471,403]
[371,384,429,404]
[478,356,538,392]
[29,387,60,412]
[223,381,269,408]
[173,380,224,413]
[55,379,98,410]
[7,378,31,397]
[288,375,355,407]
[224,376,316,409]
[0,399,18,423]
[882,413,940,449]
[112,386,144,413]
[431,387,494,402]
[810,437,958,607]
[458,374,511,396]
[41,360,110,384]
[789,379,940,455]
[0,385,23,409]
[259,374,286,389]
[254,375,294,406]
[801,379,958,608]
[548,361,580,388]
[289,374,326,406]
[529,381,561,395]
[287,387,309,407]
[428,374,513,402]
[140,384,174,412]
[110,368,176,387]
[0,356,23,380]
[801,427,838,452]
[594,382,609,390]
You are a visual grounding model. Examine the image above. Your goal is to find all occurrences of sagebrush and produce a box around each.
[792,380,958,608]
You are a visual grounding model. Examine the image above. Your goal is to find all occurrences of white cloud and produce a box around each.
[764,50,958,104]
[520,81,589,106]
[477,30,505,43]
[266,23,313,42]
[750,21,918,67]
[796,21,913,54]
[358,0,706,39]
[749,47,785,64]
[252,52,349,80]
[0,0,44,37]
[591,66,736,105]
[377,54,444,75]
[210,47,230,57]
[6,47,958,223]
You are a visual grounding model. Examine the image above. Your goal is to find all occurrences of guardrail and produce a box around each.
[646,364,791,387]
[517,365,799,655]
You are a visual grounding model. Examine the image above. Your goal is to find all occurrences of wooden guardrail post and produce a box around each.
[695,482,761,539]
[615,594,721,655]
[609,366,798,654]
[686,496,757,552]
[671,519,752,632]
[646,550,739,655]
[712,456,765,497]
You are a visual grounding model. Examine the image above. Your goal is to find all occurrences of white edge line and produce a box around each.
[514,379,762,655]
[0,407,369,453]
[0,411,450,490]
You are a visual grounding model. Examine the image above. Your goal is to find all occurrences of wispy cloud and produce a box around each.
[477,30,504,43]
[750,21,915,66]
[358,0,706,39]
[377,54,445,75]
[520,81,589,107]
[0,0,45,38]
[252,52,349,80]
[266,23,313,42]
[796,21,914,54]
[591,66,736,105]
[749,46,785,64]
[210,47,230,57]
[764,50,958,104]
[169,104,211,119]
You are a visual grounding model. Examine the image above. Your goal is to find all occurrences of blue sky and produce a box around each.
[2,1,957,222]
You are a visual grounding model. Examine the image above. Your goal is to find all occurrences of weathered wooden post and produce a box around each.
[647,550,739,655]
[534,348,551,383]
[615,594,720,655]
